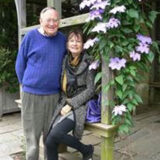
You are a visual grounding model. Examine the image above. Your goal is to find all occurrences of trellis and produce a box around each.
[14,0,159,160]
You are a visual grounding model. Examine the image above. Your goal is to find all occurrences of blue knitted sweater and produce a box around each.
[15,29,66,95]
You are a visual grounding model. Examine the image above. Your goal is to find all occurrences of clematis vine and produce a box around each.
[80,0,158,133]
[112,105,127,116]
[109,57,126,70]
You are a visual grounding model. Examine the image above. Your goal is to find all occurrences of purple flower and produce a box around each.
[84,38,99,49]
[130,51,141,61]
[86,9,104,22]
[109,57,126,70]
[89,60,100,70]
[80,0,103,9]
[79,0,92,10]
[91,0,110,10]
[112,104,127,116]
[109,5,126,14]
[136,34,152,45]
[92,22,107,33]
[90,0,102,5]
[106,18,121,29]
[136,42,150,54]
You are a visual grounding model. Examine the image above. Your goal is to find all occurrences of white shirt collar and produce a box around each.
[38,27,49,36]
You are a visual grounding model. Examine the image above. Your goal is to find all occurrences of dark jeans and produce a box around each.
[45,118,90,160]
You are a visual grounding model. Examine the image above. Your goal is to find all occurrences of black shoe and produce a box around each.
[83,145,94,160]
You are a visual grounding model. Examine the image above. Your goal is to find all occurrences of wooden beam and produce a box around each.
[85,123,117,138]
[20,13,89,35]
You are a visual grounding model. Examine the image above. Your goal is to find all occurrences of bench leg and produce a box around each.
[58,144,67,153]
[101,136,114,160]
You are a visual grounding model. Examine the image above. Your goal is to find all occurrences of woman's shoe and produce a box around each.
[83,145,94,160]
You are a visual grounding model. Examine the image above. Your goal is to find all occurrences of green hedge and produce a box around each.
[0,48,18,93]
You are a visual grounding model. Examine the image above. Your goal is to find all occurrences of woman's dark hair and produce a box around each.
[67,29,84,43]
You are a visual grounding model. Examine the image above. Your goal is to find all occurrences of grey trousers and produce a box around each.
[22,92,59,160]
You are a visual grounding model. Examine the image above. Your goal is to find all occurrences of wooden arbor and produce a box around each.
[14,0,117,159]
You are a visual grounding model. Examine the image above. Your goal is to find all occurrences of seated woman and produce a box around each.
[45,29,95,160]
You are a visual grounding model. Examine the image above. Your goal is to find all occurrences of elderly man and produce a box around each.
[15,7,66,160]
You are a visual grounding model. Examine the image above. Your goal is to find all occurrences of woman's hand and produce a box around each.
[60,104,72,116]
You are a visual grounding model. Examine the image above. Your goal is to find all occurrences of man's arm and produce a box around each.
[15,41,27,84]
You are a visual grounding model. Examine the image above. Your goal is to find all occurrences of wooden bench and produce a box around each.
[15,99,117,160]
[149,82,160,88]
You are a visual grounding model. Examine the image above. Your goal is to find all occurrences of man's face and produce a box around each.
[40,9,59,36]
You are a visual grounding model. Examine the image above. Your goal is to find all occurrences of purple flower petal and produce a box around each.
[136,34,152,44]
[112,104,127,116]
[109,5,126,14]
[130,51,141,61]
[84,38,99,49]
[109,57,126,70]
[89,60,100,70]
[106,18,121,29]
[136,42,150,54]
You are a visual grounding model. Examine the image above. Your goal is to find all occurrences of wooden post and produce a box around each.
[101,57,115,160]
[14,0,26,46]
[47,0,62,18]
[149,1,156,104]
[14,0,26,99]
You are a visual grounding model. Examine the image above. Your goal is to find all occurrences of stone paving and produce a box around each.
[0,105,160,160]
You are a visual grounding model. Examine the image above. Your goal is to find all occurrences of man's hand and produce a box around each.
[60,104,72,116]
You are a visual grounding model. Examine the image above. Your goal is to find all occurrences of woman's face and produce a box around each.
[67,34,83,57]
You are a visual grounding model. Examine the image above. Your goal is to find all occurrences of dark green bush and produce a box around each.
[0,48,19,93]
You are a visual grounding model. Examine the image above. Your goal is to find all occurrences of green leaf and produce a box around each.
[94,72,102,84]
[131,99,138,105]
[125,118,133,126]
[134,94,143,103]
[121,41,129,47]
[130,68,136,77]
[108,41,114,49]
[99,39,107,51]
[127,103,135,112]
[115,75,124,85]
[103,83,110,93]
[149,11,159,24]
[119,124,129,133]
[110,79,115,85]
[121,28,133,34]
[115,46,123,53]
[116,89,123,99]
[122,84,127,92]
[146,21,152,28]
[146,51,154,63]
[152,41,160,54]
[133,24,140,32]
[127,9,139,19]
